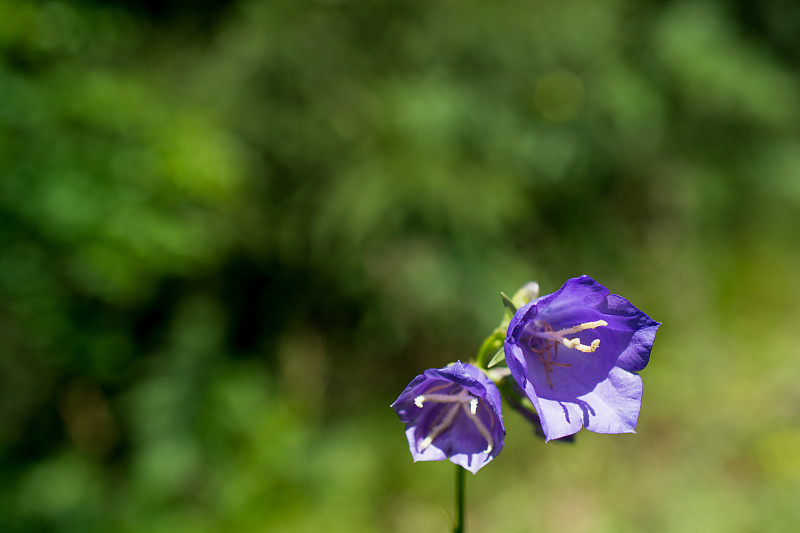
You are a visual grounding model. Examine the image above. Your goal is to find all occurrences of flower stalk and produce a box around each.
[453,464,465,533]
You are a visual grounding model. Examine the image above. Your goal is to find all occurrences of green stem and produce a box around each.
[453,465,465,533]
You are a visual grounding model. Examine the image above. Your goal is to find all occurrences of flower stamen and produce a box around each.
[414,392,467,407]
[546,320,608,353]
[415,389,494,454]
[462,402,494,454]
[534,320,607,353]
[419,403,460,450]
[528,320,607,388]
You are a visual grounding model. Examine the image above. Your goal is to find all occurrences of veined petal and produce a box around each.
[534,367,642,441]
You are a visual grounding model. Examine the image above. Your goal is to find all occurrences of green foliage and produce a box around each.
[2,0,800,531]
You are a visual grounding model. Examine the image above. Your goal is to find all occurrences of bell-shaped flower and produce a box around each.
[504,275,659,441]
[391,362,505,473]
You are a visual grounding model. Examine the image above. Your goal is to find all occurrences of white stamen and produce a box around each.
[554,320,608,336]
[414,388,495,455]
[539,320,607,353]
[417,393,471,404]
[461,402,495,455]
[418,401,461,451]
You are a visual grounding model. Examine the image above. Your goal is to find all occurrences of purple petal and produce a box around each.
[533,367,643,440]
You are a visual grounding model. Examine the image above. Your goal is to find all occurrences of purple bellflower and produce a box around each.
[504,275,659,442]
[391,362,505,474]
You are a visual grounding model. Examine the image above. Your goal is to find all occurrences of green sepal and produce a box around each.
[487,347,506,368]
[500,291,517,319]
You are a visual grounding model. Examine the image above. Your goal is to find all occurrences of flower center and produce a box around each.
[414,387,494,454]
[527,319,607,388]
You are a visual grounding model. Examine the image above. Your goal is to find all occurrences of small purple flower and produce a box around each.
[504,275,660,442]
[391,362,505,473]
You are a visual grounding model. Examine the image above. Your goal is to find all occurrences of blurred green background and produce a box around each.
[2,0,800,531]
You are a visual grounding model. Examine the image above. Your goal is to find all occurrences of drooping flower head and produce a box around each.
[391,362,505,474]
[504,275,659,442]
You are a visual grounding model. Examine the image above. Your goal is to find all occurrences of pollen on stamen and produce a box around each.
[414,395,425,408]
[547,319,608,353]
[419,436,433,450]
[561,338,581,350]
[469,398,478,415]
[560,337,602,353]
[553,320,607,336]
